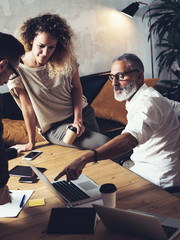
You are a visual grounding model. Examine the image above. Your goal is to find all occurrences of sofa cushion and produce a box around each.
[91,81,127,124]
[2,119,44,147]
[91,78,159,124]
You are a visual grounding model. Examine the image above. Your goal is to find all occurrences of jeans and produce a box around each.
[43,105,110,149]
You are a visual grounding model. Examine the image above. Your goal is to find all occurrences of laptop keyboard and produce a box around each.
[52,181,90,203]
[162,225,178,238]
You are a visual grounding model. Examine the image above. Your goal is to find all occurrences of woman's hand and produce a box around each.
[11,142,34,153]
[67,122,85,137]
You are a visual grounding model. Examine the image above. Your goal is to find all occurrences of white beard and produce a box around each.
[114,80,138,102]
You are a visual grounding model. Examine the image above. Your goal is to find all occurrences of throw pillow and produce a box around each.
[2,119,44,147]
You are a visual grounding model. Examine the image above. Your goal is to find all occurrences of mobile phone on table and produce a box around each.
[9,165,46,177]
[19,175,37,183]
[23,151,42,160]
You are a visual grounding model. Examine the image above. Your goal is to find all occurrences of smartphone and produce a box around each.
[19,175,37,183]
[23,151,42,160]
[9,165,46,177]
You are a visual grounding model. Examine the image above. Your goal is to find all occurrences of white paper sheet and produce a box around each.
[0,190,34,217]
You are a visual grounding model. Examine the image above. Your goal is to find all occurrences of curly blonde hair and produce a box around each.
[16,13,77,77]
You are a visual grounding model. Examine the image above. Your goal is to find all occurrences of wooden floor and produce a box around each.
[1,141,180,240]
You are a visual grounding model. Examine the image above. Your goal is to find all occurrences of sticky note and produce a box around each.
[29,198,45,207]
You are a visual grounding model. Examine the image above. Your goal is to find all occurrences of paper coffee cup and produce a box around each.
[63,126,77,145]
[100,183,117,208]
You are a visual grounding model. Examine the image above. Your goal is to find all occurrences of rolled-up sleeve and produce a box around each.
[123,99,163,145]
[166,98,180,117]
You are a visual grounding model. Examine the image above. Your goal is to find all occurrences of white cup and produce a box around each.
[100,183,117,208]
[63,126,77,145]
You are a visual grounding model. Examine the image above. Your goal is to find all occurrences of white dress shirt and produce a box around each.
[123,84,180,188]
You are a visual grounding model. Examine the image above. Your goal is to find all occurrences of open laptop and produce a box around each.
[93,204,180,240]
[25,159,101,207]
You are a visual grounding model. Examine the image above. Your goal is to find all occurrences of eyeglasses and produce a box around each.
[8,62,19,80]
[109,70,139,82]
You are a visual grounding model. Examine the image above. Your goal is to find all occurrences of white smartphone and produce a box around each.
[23,151,42,161]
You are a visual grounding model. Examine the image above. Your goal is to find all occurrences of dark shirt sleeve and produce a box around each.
[0,120,9,188]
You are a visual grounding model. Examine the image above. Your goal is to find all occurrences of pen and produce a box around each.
[19,194,26,208]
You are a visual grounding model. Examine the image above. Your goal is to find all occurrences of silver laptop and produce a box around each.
[93,204,180,240]
[25,159,101,207]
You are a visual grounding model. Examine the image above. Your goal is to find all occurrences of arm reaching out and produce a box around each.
[54,132,138,182]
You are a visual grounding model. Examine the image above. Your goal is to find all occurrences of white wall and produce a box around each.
[0,0,156,93]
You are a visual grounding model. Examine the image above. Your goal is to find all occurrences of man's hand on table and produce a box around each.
[0,185,12,205]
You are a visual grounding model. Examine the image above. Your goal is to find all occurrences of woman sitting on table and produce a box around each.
[7,13,109,153]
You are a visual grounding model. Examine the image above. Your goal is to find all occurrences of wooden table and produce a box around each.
[1,141,180,240]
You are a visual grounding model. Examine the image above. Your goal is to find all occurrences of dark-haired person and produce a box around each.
[0,32,25,204]
[7,13,109,153]
[55,54,180,196]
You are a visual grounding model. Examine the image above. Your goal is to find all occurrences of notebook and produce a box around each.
[93,204,180,240]
[25,159,101,207]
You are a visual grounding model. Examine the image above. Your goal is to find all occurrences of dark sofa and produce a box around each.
[2,72,179,196]
[0,71,159,147]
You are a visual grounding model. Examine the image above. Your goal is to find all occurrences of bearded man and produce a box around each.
[54,53,180,192]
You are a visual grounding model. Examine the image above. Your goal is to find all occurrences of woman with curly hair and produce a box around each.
[7,13,109,152]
